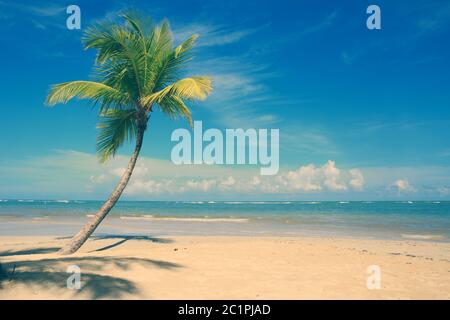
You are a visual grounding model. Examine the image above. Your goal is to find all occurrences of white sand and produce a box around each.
[0,235,449,299]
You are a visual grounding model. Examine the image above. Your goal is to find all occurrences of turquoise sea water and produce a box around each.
[0,200,449,240]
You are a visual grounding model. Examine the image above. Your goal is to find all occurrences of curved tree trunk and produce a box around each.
[59,128,145,255]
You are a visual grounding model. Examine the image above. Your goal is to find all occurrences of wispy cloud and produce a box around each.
[0,1,66,29]
[172,20,286,128]
[340,50,362,65]
[174,23,261,47]
[438,150,450,158]
[297,10,338,36]
[416,3,450,35]
[0,1,65,16]
[280,125,339,157]
[349,119,431,134]
[189,55,280,128]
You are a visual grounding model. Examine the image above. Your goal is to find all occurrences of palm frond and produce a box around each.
[83,22,147,99]
[158,94,193,127]
[147,34,198,94]
[121,12,147,40]
[45,81,129,111]
[140,76,212,108]
[46,12,214,162]
[96,109,138,162]
[175,34,198,58]
[141,21,175,94]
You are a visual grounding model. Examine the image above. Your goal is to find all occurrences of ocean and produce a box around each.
[0,200,449,241]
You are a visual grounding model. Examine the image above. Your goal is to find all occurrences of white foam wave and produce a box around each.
[249,201,291,204]
[119,216,248,223]
[401,234,444,240]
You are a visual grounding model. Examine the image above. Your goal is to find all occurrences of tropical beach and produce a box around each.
[1,235,449,299]
[1,0,450,304]
[1,200,449,299]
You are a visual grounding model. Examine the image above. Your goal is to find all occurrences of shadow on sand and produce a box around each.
[0,247,60,257]
[90,234,173,252]
[0,235,180,299]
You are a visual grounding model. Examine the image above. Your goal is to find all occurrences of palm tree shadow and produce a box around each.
[90,234,173,252]
[0,247,60,257]
[0,262,7,289]
[0,254,182,299]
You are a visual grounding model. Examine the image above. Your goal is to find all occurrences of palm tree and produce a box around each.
[46,12,213,255]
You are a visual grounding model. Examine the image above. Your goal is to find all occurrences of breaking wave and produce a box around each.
[119,215,249,223]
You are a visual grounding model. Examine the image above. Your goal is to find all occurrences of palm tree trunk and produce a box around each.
[58,128,145,255]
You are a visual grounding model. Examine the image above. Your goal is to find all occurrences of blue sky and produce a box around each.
[0,0,450,200]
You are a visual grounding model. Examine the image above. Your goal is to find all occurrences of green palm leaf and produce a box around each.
[45,81,130,112]
[158,94,193,127]
[140,76,213,108]
[45,12,213,162]
[96,109,139,162]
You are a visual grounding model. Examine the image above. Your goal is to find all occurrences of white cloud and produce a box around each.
[349,169,364,191]
[32,150,362,197]
[437,187,450,196]
[90,174,107,184]
[323,160,347,191]
[6,149,450,200]
[126,179,175,195]
[283,164,322,192]
[186,179,217,192]
[392,179,416,193]
[118,159,363,196]
[219,176,236,189]
[267,160,359,193]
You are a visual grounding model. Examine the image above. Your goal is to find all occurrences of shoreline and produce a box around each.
[1,235,449,299]
[2,201,449,242]
[1,214,449,243]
